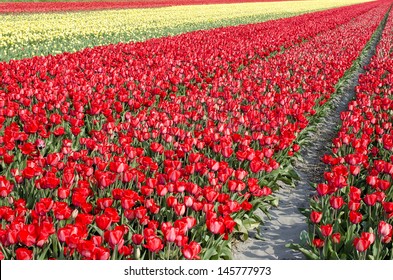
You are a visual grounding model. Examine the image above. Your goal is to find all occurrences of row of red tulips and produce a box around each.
[294,6,393,260]
[0,1,389,259]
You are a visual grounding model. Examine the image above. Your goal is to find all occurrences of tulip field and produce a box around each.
[1,0,393,260]
[0,0,367,61]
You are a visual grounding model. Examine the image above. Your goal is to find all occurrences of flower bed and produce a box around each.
[0,1,389,260]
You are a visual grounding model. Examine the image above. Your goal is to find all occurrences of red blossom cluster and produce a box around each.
[0,1,388,259]
[304,7,393,259]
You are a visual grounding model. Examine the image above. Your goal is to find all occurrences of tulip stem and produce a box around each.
[167,243,171,260]
[376,237,382,260]
[112,245,118,260]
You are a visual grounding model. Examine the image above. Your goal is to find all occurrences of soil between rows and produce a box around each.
[233,9,390,260]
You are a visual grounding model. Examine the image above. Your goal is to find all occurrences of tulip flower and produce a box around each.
[15,248,33,260]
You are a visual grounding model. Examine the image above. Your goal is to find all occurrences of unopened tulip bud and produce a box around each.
[71,209,79,219]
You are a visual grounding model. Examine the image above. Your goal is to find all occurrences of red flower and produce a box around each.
[182,241,202,260]
[329,196,344,209]
[94,246,110,260]
[57,187,70,199]
[15,248,33,260]
[207,218,225,235]
[332,233,341,244]
[19,143,35,155]
[241,201,252,211]
[163,227,178,243]
[96,198,113,210]
[349,211,362,224]
[132,234,144,245]
[96,214,112,231]
[53,202,72,220]
[348,200,361,211]
[382,202,393,216]
[378,221,392,237]
[144,237,164,253]
[316,183,329,196]
[77,240,96,259]
[361,232,375,245]
[104,229,124,249]
[22,167,36,179]
[173,204,186,216]
[310,211,322,224]
[312,238,324,248]
[249,159,263,173]
[363,193,377,206]
[320,224,333,237]
[353,237,370,252]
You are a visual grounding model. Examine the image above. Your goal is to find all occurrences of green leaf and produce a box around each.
[279,176,295,186]
[243,218,260,231]
[255,227,265,241]
[330,251,341,260]
[298,207,310,216]
[286,243,319,260]
[288,169,301,180]
[38,246,51,260]
[299,230,310,246]
[234,218,249,241]
[203,247,218,260]
[219,246,233,260]
[270,197,279,207]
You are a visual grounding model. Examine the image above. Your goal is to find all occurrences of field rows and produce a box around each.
[296,5,393,260]
[0,0,390,260]
[0,0,310,13]
[0,0,369,62]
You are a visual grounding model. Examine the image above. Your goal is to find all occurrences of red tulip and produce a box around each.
[310,211,322,224]
[77,240,96,258]
[249,159,263,173]
[173,204,186,216]
[312,238,324,248]
[144,237,164,253]
[349,211,362,224]
[207,218,225,235]
[96,214,112,231]
[94,247,110,260]
[363,193,377,206]
[320,224,333,237]
[163,227,178,243]
[316,183,329,196]
[353,237,370,252]
[382,202,393,215]
[361,232,375,245]
[330,196,344,209]
[332,233,341,244]
[132,234,144,245]
[53,202,72,220]
[15,248,33,260]
[378,221,392,237]
[182,241,202,259]
[105,229,124,248]
[96,198,113,210]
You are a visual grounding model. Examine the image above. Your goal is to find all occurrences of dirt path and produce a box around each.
[233,11,389,260]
